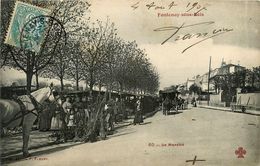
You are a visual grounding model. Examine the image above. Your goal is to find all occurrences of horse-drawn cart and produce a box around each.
[159,89,187,115]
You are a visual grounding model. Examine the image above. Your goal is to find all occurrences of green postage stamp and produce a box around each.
[4,1,50,52]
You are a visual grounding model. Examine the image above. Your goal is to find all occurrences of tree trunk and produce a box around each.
[76,76,79,91]
[60,77,64,91]
[36,70,39,89]
[119,82,123,101]
[108,83,112,100]
[86,80,93,98]
[26,72,33,94]
[26,54,33,94]
[89,82,94,94]
[98,82,102,95]
[85,93,107,142]
[76,67,79,91]
[89,71,94,93]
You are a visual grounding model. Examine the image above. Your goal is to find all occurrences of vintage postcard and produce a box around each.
[0,0,259,166]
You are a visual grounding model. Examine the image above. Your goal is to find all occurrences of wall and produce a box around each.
[237,93,260,107]
[210,94,221,103]
[198,100,226,107]
[198,92,226,107]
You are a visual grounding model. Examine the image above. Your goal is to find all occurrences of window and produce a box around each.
[230,66,235,73]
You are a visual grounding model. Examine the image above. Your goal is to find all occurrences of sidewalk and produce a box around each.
[1,110,159,159]
[197,104,260,116]
[1,120,132,158]
[1,131,86,159]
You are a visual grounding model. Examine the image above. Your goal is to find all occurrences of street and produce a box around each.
[1,1,260,166]
[3,107,260,166]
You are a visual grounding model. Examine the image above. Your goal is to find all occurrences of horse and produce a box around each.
[162,98,171,115]
[0,85,56,157]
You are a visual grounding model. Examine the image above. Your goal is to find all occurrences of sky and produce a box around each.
[1,0,260,89]
[85,0,260,89]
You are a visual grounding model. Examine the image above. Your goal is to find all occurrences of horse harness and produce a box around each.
[2,95,43,128]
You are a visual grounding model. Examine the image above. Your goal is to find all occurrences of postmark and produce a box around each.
[20,15,67,54]
[4,1,50,52]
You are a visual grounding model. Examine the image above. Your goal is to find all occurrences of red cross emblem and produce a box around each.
[235,147,246,158]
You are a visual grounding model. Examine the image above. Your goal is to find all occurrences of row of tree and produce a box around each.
[1,0,159,95]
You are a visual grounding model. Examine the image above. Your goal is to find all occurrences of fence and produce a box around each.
[236,93,260,110]
[198,92,260,110]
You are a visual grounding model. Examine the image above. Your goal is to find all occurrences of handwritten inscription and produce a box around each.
[186,2,207,14]
[154,21,233,53]
[186,155,206,165]
[131,1,208,14]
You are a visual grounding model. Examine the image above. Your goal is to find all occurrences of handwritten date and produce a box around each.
[131,1,207,14]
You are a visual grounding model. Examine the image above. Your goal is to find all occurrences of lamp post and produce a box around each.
[207,56,211,106]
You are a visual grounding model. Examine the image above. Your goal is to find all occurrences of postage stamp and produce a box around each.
[4,1,50,52]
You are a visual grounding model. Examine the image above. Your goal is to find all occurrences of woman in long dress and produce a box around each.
[50,97,68,142]
[50,107,64,130]
[133,99,143,125]
[50,103,66,142]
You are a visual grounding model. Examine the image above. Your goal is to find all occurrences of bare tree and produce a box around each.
[41,43,70,90]
[80,19,117,95]
[102,39,159,95]
[66,41,85,90]
[38,0,90,91]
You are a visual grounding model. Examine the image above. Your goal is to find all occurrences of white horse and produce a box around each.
[0,86,56,157]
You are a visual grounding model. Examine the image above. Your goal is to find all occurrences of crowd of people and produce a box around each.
[38,94,145,143]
